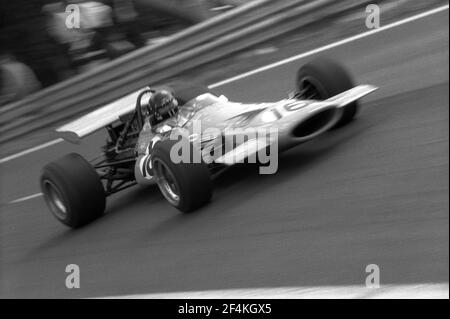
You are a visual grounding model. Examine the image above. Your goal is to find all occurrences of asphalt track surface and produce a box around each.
[0,9,448,298]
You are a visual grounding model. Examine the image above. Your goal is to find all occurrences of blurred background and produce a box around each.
[0,0,448,299]
[0,0,244,104]
[0,0,446,155]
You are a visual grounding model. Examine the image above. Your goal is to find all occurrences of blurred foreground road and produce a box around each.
[0,8,448,298]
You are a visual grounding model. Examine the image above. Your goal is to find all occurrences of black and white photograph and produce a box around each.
[0,0,448,302]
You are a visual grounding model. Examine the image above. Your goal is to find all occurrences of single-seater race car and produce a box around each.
[40,58,377,228]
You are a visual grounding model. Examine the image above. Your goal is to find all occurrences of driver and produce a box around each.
[135,89,179,178]
[147,89,179,128]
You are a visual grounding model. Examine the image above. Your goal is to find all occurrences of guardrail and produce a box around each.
[0,0,379,144]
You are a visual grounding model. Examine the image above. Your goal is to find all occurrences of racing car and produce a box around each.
[40,58,377,228]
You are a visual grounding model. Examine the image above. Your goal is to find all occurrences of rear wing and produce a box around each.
[55,83,211,143]
[56,88,150,143]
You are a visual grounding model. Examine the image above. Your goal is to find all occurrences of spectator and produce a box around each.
[0,54,41,105]
[0,0,75,87]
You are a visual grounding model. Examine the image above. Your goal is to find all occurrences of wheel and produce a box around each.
[296,57,358,128]
[40,153,106,228]
[151,139,212,212]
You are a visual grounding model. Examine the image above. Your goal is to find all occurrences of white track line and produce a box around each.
[4,4,449,206]
[9,192,43,204]
[208,4,449,88]
[99,284,449,299]
[0,138,63,165]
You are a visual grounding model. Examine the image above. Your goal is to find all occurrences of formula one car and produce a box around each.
[40,58,377,228]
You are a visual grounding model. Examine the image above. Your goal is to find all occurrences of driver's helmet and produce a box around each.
[149,89,179,124]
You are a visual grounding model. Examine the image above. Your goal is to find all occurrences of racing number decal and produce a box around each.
[139,136,162,179]
[283,101,308,111]
[140,155,153,178]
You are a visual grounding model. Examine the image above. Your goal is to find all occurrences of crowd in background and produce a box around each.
[0,0,244,105]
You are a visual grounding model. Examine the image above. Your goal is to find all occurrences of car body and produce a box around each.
[41,58,378,227]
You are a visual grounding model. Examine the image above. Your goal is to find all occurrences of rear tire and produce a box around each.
[40,153,106,228]
[151,139,212,212]
[296,57,358,128]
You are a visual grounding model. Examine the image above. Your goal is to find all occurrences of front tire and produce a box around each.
[151,139,212,212]
[296,57,358,128]
[40,153,106,228]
